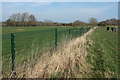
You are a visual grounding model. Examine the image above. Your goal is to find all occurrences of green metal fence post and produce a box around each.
[55,29,57,49]
[11,33,15,71]
[87,28,89,32]
[81,28,83,35]
[69,29,71,35]
[81,28,83,36]
[83,28,85,34]
[80,28,81,36]
[76,28,77,37]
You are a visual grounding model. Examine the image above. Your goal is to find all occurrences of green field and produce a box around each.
[2,26,118,78]
[2,26,89,77]
[2,26,76,34]
[86,27,118,78]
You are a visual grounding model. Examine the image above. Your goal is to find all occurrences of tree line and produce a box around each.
[2,12,99,27]
[5,12,37,26]
[98,18,119,26]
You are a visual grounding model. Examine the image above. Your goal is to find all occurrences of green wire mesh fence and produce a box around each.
[2,34,12,77]
[2,27,91,77]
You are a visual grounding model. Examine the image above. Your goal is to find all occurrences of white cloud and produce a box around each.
[31,2,53,7]
[1,1,118,22]
[54,5,111,17]
[31,5,114,22]
[2,2,53,9]
[2,0,120,2]
[3,3,23,8]
[77,6,110,15]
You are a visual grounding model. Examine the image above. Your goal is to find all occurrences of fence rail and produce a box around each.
[2,27,92,77]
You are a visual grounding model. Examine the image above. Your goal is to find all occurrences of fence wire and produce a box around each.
[2,27,91,77]
[2,33,11,77]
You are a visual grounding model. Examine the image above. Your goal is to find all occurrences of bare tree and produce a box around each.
[44,19,54,26]
[21,12,29,26]
[89,18,98,26]
[9,13,17,26]
[29,14,37,26]
[9,13,22,26]
[16,13,21,26]
[72,20,87,27]
[6,12,37,26]
[6,19,13,26]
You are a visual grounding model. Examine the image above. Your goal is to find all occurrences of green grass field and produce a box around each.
[2,26,118,78]
[2,26,76,34]
[2,26,87,77]
[86,27,118,78]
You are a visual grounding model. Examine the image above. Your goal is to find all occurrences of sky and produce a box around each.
[1,0,120,2]
[2,2,118,23]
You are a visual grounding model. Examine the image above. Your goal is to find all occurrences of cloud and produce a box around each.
[53,5,111,17]
[77,6,110,15]
[2,2,117,22]
[30,2,53,7]
[2,2,53,9]
[2,3,24,8]
[32,5,113,22]
[2,0,120,2]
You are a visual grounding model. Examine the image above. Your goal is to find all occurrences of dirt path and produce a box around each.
[21,26,98,78]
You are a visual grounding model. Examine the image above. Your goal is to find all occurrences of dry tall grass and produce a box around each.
[16,27,98,78]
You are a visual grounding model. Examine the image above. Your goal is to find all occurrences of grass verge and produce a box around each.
[86,27,118,78]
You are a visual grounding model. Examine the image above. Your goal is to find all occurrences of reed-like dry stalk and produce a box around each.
[16,27,98,78]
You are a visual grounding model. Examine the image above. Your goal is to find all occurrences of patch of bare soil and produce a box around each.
[17,26,98,78]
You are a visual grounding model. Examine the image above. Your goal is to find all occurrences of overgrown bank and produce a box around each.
[16,27,96,78]
[15,26,118,78]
